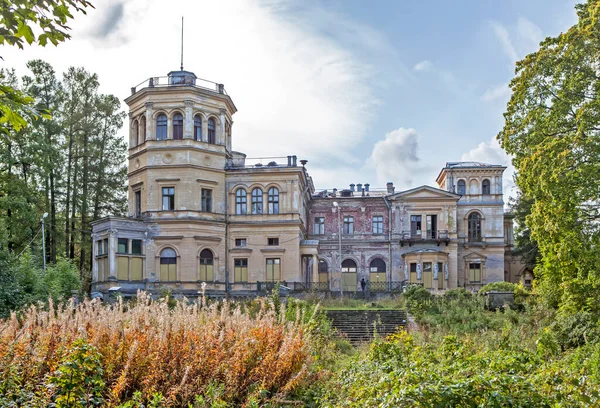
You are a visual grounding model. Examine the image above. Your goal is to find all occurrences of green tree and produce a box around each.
[499,0,600,314]
[508,192,539,269]
[0,0,93,135]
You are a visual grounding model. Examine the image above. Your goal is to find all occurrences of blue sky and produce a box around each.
[2,0,579,198]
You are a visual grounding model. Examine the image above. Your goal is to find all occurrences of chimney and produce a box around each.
[356,183,362,193]
[364,183,370,192]
[350,183,355,192]
[386,182,395,194]
[332,188,337,197]
[218,83,225,94]
[287,156,292,166]
[292,155,297,166]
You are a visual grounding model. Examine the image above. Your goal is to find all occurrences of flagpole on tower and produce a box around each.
[180,16,184,71]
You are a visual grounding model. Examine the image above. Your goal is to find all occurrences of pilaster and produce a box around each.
[145,102,154,140]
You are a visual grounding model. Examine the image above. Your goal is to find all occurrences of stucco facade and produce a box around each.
[91,68,519,297]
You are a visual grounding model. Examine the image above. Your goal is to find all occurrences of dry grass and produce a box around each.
[0,291,315,406]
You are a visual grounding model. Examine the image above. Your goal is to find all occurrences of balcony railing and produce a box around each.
[400,230,450,243]
[291,281,330,292]
[367,281,405,292]
[130,76,227,96]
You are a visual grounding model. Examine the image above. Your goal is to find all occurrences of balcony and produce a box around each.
[400,230,450,246]
[130,75,227,96]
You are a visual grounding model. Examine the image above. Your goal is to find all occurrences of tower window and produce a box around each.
[201,189,212,212]
[482,179,491,195]
[457,179,466,195]
[268,187,279,214]
[132,119,139,147]
[468,212,482,242]
[208,118,216,144]
[134,190,141,217]
[173,113,183,140]
[162,187,175,211]
[156,114,167,140]
[140,116,146,144]
[194,115,202,141]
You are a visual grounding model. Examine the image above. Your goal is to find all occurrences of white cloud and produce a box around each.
[491,21,519,62]
[413,60,433,71]
[2,0,382,165]
[517,17,544,49]
[461,136,516,201]
[367,128,423,190]
[480,83,511,103]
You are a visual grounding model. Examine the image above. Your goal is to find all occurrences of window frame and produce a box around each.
[172,112,183,140]
[468,212,482,242]
[251,188,263,214]
[343,216,354,234]
[268,237,279,246]
[117,238,128,254]
[369,258,386,273]
[131,239,143,255]
[411,215,422,237]
[372,215,384,234]
[235,238,247,247]
[162,187,175,211]
[469,262,482,283]
[140,116,146,144]
[234,258,248,282]
[134,190,141,218]
[193,115,202,141]
[266,258,281,282]
[268,187,279,214]
[457,179,466,195]
[156,114,167,140]
[201,188,212,212]
[482,179,491,195]
[199,249,214,282]
[314,216,325,235]
[207,117,216,144]
[235,188,247,215]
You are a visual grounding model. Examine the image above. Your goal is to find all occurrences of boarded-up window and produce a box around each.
[234,258,248,282]
[160,248,177,281]
[423,262,433,288]
[410,263,417,283]
[117,256,129,280]
[199,249,214,281]
[131,257,143,281]
[469,263,482,283]
[266,258,281,282]
[369,258,386,283]
[97,257,108,281]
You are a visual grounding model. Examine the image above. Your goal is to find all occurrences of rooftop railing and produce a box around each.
[130,76,227,96]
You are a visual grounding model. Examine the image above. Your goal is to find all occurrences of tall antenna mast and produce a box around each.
[180,16,184,71]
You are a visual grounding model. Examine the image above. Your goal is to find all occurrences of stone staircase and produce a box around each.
[326,309,408,344]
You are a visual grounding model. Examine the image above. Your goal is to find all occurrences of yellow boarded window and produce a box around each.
[266,258,280,282]
[409,262,417,283]
[234,259,248,282]
[160,248,177,281]
[423,262,433,289]
[199,249,214,281]
[117,256,129,280]
[469,263,481,282]
[131,257,143,281]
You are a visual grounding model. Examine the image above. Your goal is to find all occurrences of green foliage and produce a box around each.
[498,0,600,315]
[402,285,433,315]
[46,339,105,407]
[44,258,81,302]
[478,281,517,295]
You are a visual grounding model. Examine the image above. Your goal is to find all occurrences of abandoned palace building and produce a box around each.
[91,68,529,297]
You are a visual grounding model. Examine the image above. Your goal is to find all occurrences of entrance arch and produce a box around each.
[341,259,358,292]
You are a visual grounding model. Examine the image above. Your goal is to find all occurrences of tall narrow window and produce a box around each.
[162,187,175,211]
[235,188,247,214]
[194,115,202,141]
[251,188,263,214]
[457,179,466,195]
[426,214,437,239]
[266,258,281,282]
[173,113,183,140]
[343,216,354,234]
[201,189,212,212]
[482,179,491,195]
[117,238,128,254]
[409,263,417,283]
[369,258,386,284]
[132,119,139,147]
[160,248,177,281]
[268,187,279,214]
[234,258,248,282]
[199,249,214,281]
[134,190,141,217]
[468,212,482,242]
[372,215,383,234]
[314,217,325,235]
[131,239,143,255]
[140,116,146,144]
[208,118,216,144]
[156,114,167,140]
[410,215,422,237]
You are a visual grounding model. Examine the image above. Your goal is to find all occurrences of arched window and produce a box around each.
[482,179,491,195]
[318,259,328,286]
[268,187,279,214]
[251,188,263,214]
[156,114,167,140]
[132,119,139,147]
[341,259,357,273]
[235,188,247,214]
[199,249,214,281]
[208,118,216,144]
[457,179,466,195]
[173,112,183,140]
[369,258,386,273]
[468,212,482,242]
[194,115,202,141]
[140,116,146,144]
[159,248,177,281]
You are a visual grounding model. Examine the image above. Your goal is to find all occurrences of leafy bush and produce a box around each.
[402,285,433,315]
[478,281,517,295]
[550,311,600,350]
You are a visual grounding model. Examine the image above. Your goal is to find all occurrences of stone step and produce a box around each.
[325,309,408,344]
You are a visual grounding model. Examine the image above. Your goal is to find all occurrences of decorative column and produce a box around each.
[108,229,118,280]
[202,115,208,143]
[145,102,154,140]
[219,109,226,145]
[184,100,193,139]
[312,254,318,282]
[91,233,99,283]
[167,115,173,140]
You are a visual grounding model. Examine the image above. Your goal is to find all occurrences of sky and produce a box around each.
[2,0,580,202]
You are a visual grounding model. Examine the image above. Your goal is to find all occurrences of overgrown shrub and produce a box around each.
[0,292,317,406]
